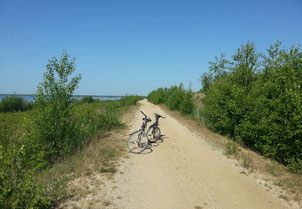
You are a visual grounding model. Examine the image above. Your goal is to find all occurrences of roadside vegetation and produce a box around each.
[0,51,142,208]
[0,95,34,112]
[201,41,302,174]
[148,83,195,116]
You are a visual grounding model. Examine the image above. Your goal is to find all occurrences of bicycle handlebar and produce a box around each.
[141,111,147,118]
[141,111,151,122]
[154,113,165,119]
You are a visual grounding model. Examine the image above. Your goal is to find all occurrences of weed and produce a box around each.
[100,167,117,174]
[225,139,238,156]
[100,147,117,160]
[103,200,111,206]
[293,194,301,202]
[279,194,289,201]
[265,162,281,177]
[241,153,253,170]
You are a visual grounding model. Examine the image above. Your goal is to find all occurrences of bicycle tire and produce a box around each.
[147,126,161,142]
[127,130,149,154]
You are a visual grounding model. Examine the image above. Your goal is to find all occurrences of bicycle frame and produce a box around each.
[149,113,165,131]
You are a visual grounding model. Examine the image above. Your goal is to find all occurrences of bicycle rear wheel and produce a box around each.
[147,126,161,142]
[127,131,149,154]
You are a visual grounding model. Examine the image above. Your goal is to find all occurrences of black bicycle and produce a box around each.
[147,113,165,143]
[127,111,152,154]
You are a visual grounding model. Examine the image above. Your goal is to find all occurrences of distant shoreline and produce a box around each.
[0,94,124,98]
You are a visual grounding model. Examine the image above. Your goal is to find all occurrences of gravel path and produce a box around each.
[60,100,297,209]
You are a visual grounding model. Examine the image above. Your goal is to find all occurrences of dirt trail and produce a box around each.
[107,99,292,209]
[60,100,296,209]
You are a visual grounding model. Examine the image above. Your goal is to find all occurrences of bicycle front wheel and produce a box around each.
[127,131,149,154]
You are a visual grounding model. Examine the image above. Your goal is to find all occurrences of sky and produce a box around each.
[0,0,301,96]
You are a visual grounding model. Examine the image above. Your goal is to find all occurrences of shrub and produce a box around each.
[165,84,185,110]
[202,41,302,172]
[79,96,95,103]
[181,90,194,115]
[0,133,50,208]
[147,88,166,104]
[0,96,33,112]
[148,84,194,116]
[119,95,143,107]
[24,50,82,164]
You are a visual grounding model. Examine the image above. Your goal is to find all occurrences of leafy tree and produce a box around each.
[200,72,213,92]
[200,53,230,92]
[230,41,259,88]
[26,50,81,164]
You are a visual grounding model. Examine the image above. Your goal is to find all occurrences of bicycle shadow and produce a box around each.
[140,135,169,154]
[140,146,153,154]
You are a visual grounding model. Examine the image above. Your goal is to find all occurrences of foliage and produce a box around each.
[0,112,51,208]
[200,53,231,92]
[147,88,166,104]
[119,95,143,107]
[0,95,34,112]
[147,84,194,115]
[202,41,302,172]
[23,50,82,164]
[79,96,95,103]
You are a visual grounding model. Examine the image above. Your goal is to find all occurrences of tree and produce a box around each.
[230,41,259,88]
[28,50,82,163]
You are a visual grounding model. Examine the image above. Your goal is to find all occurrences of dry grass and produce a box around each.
[103,200,111,206]
[158,103,302,206]
[193,92,205,107]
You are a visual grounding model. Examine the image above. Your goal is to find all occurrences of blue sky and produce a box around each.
[0,0,301,96]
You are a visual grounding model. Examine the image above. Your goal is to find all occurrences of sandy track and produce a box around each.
[107,100,290,209]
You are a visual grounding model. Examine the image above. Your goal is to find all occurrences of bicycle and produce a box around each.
[147,113,165,143]
[127,111,152,154]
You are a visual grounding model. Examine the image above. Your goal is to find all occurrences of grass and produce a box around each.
[241,153,253,170]
[265,162,281,177]
[103,200,111,206]
[225,139,239,156]
[0,111,25,143]
[100,167,117,174]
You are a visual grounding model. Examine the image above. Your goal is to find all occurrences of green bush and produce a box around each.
[79,96,95,103]
[179,90,194,115]
[148,84,194,116]
[23,50,82,164]
[119,95,143,107]
[147,88,166,104]
[202,41,302,172]
[0,131,50,208]
[0,96,33,112]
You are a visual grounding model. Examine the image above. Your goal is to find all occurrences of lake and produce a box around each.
[0,95,122,102]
